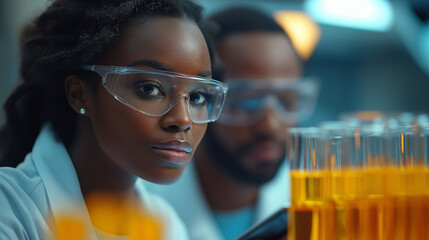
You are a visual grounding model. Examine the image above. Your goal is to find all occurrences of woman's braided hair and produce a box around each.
[0,0,208,167]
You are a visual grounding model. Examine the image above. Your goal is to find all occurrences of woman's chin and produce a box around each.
[140,168,185,185]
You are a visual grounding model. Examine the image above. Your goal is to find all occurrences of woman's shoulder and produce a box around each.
[0,154,50,240]
[0,153,44,198]
[0,152,49,213]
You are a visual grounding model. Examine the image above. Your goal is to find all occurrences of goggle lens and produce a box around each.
[83,65,228,123]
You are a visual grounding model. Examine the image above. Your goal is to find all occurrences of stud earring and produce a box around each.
[80,108,86,115]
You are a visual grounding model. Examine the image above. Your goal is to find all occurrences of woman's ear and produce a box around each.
[65,75,91,116]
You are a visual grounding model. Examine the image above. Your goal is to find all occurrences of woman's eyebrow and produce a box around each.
[198,70,212,78]
[129,59,212,77]
[129,60,172,71]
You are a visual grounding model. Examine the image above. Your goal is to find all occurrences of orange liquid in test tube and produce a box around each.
[288,167,429,240]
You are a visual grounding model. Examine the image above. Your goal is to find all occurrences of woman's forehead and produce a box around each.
[100,17,211,76]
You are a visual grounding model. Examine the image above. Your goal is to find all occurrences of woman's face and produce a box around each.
[86,17,211,184]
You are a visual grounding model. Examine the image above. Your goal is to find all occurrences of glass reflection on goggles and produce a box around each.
[216,78,319,126]
[81,65,228,123]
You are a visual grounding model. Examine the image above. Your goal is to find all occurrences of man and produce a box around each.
[146,7,319,240]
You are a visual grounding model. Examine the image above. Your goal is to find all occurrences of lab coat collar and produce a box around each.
[177,163,224,240]
[31,124,151,239]
[254,162,290,224]
[183,161,290,239]
[31,124,98,239]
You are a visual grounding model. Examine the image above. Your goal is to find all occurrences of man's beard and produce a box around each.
[202,126,286,186]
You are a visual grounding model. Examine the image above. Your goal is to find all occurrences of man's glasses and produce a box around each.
[216,78,319,126]
[82,65,228,123]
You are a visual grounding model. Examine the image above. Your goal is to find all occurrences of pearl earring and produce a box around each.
[80,108,86,115]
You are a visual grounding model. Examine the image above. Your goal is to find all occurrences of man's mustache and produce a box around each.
[236,136,285,156]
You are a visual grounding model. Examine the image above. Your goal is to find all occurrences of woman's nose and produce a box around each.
[161,96,193,132]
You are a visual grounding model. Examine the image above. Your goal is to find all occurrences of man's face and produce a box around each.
[202,32,303,185]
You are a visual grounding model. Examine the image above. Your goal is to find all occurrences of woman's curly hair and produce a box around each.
[0,0,209,167]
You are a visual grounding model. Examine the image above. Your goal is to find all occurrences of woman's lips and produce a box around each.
[151,141,192,168]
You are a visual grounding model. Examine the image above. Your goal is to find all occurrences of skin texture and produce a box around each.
[195,32,303,211]
[65,17,211,199]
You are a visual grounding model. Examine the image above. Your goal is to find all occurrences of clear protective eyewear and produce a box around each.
[216,77,319,126]
[82,65,228,123]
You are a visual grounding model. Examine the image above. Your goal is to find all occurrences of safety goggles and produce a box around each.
[216,78,319,126]
[82,65,228,123]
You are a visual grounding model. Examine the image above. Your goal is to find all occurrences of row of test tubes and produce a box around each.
[287,112,429,240]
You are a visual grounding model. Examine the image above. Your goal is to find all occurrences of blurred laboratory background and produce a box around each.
[1,0,428,126]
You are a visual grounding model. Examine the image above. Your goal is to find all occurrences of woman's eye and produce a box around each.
[190,92,207,105]
[135,81,164,97]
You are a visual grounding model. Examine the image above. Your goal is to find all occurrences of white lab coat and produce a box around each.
[0,125,189,240]
[144,161,291,240]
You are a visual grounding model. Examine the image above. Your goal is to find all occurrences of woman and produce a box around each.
[0,0,227,239]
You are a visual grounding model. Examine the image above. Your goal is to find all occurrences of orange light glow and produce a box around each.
[274,11,320,60]
[49,192,163,240]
